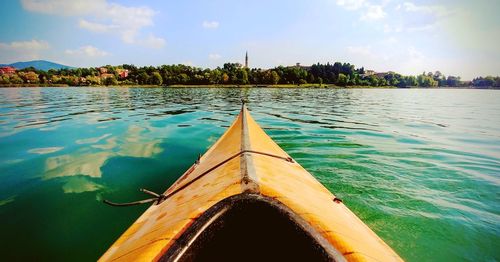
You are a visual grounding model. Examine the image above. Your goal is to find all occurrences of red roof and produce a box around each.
[0,66,16,74]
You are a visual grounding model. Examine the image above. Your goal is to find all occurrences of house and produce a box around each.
[373,71,395,78]
[363,70,375,76]
[100,73,114,79]
[116,69,129,79]
[0,66,16,75]
[99,67,108,74]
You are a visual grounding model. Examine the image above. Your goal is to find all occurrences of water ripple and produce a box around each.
[0,87,499,261]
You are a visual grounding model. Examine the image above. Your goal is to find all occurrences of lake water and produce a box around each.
[0,87,499,261]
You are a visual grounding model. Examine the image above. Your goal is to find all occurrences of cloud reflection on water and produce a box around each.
[0,195,16,207]
[46,152,110,179]
[28,147,64,154]
[76,134,111,144]
[62,176,103,194]
[44,123,164,192]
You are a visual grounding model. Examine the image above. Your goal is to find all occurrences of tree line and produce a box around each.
[1,62,499,88]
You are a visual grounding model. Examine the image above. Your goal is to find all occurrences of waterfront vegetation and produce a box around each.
[1,62,499,88]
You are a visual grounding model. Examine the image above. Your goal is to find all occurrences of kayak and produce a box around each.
[100,104,402,261]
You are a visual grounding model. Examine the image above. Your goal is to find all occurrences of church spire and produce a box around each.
[245,51,248,68]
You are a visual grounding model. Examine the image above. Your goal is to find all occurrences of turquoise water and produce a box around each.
[0,87,499,261]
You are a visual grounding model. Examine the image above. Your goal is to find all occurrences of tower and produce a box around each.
[245,51,248,68]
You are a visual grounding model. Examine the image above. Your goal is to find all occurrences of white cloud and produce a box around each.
[0,39,49,51]
[407,46,424,62]
[345,42,431,76]
[347,45,377,59]
[347,45,371,55]
[138,34,166,49]
[78,19,118,33]
[21,0,105,15]
[65,45,109,57]
[202,21,219,29]
[391,46,429,76]
[208,53,221,60]
[21,0,165,48]
[0,40,50,62]
[383,24,402,33]
[383,2,451,32]
[402,2,448,17]
[361,4,386,21]
[336,0,386,21]
[78,2,159,45]
[383,37,398,44]
[336,0,365,10]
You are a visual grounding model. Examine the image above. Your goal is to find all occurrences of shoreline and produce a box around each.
[0,84,498,89]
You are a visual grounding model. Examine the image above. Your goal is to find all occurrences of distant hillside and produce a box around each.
[0,60,74,71]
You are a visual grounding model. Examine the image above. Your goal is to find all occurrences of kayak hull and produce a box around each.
[100,105,402,261]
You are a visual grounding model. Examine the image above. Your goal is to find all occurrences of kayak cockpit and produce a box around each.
[160,194,344,262]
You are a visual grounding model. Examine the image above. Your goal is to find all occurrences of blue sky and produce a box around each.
[0,0,498,80]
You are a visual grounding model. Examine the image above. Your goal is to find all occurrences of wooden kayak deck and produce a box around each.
[100,105,402,261]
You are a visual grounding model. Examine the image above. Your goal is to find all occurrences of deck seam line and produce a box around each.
[240,105,260,193]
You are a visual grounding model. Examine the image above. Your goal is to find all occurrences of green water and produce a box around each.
[0,87,499,261]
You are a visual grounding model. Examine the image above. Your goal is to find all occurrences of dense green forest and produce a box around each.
[1,62,499,88]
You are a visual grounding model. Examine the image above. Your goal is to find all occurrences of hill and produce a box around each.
[0,60,74,71]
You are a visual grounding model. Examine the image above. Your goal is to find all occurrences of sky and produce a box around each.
[0,0,499,80]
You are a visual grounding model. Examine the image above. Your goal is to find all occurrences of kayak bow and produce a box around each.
[100,104,402,261]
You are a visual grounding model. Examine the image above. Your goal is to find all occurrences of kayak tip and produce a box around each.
[241,98,248,111]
